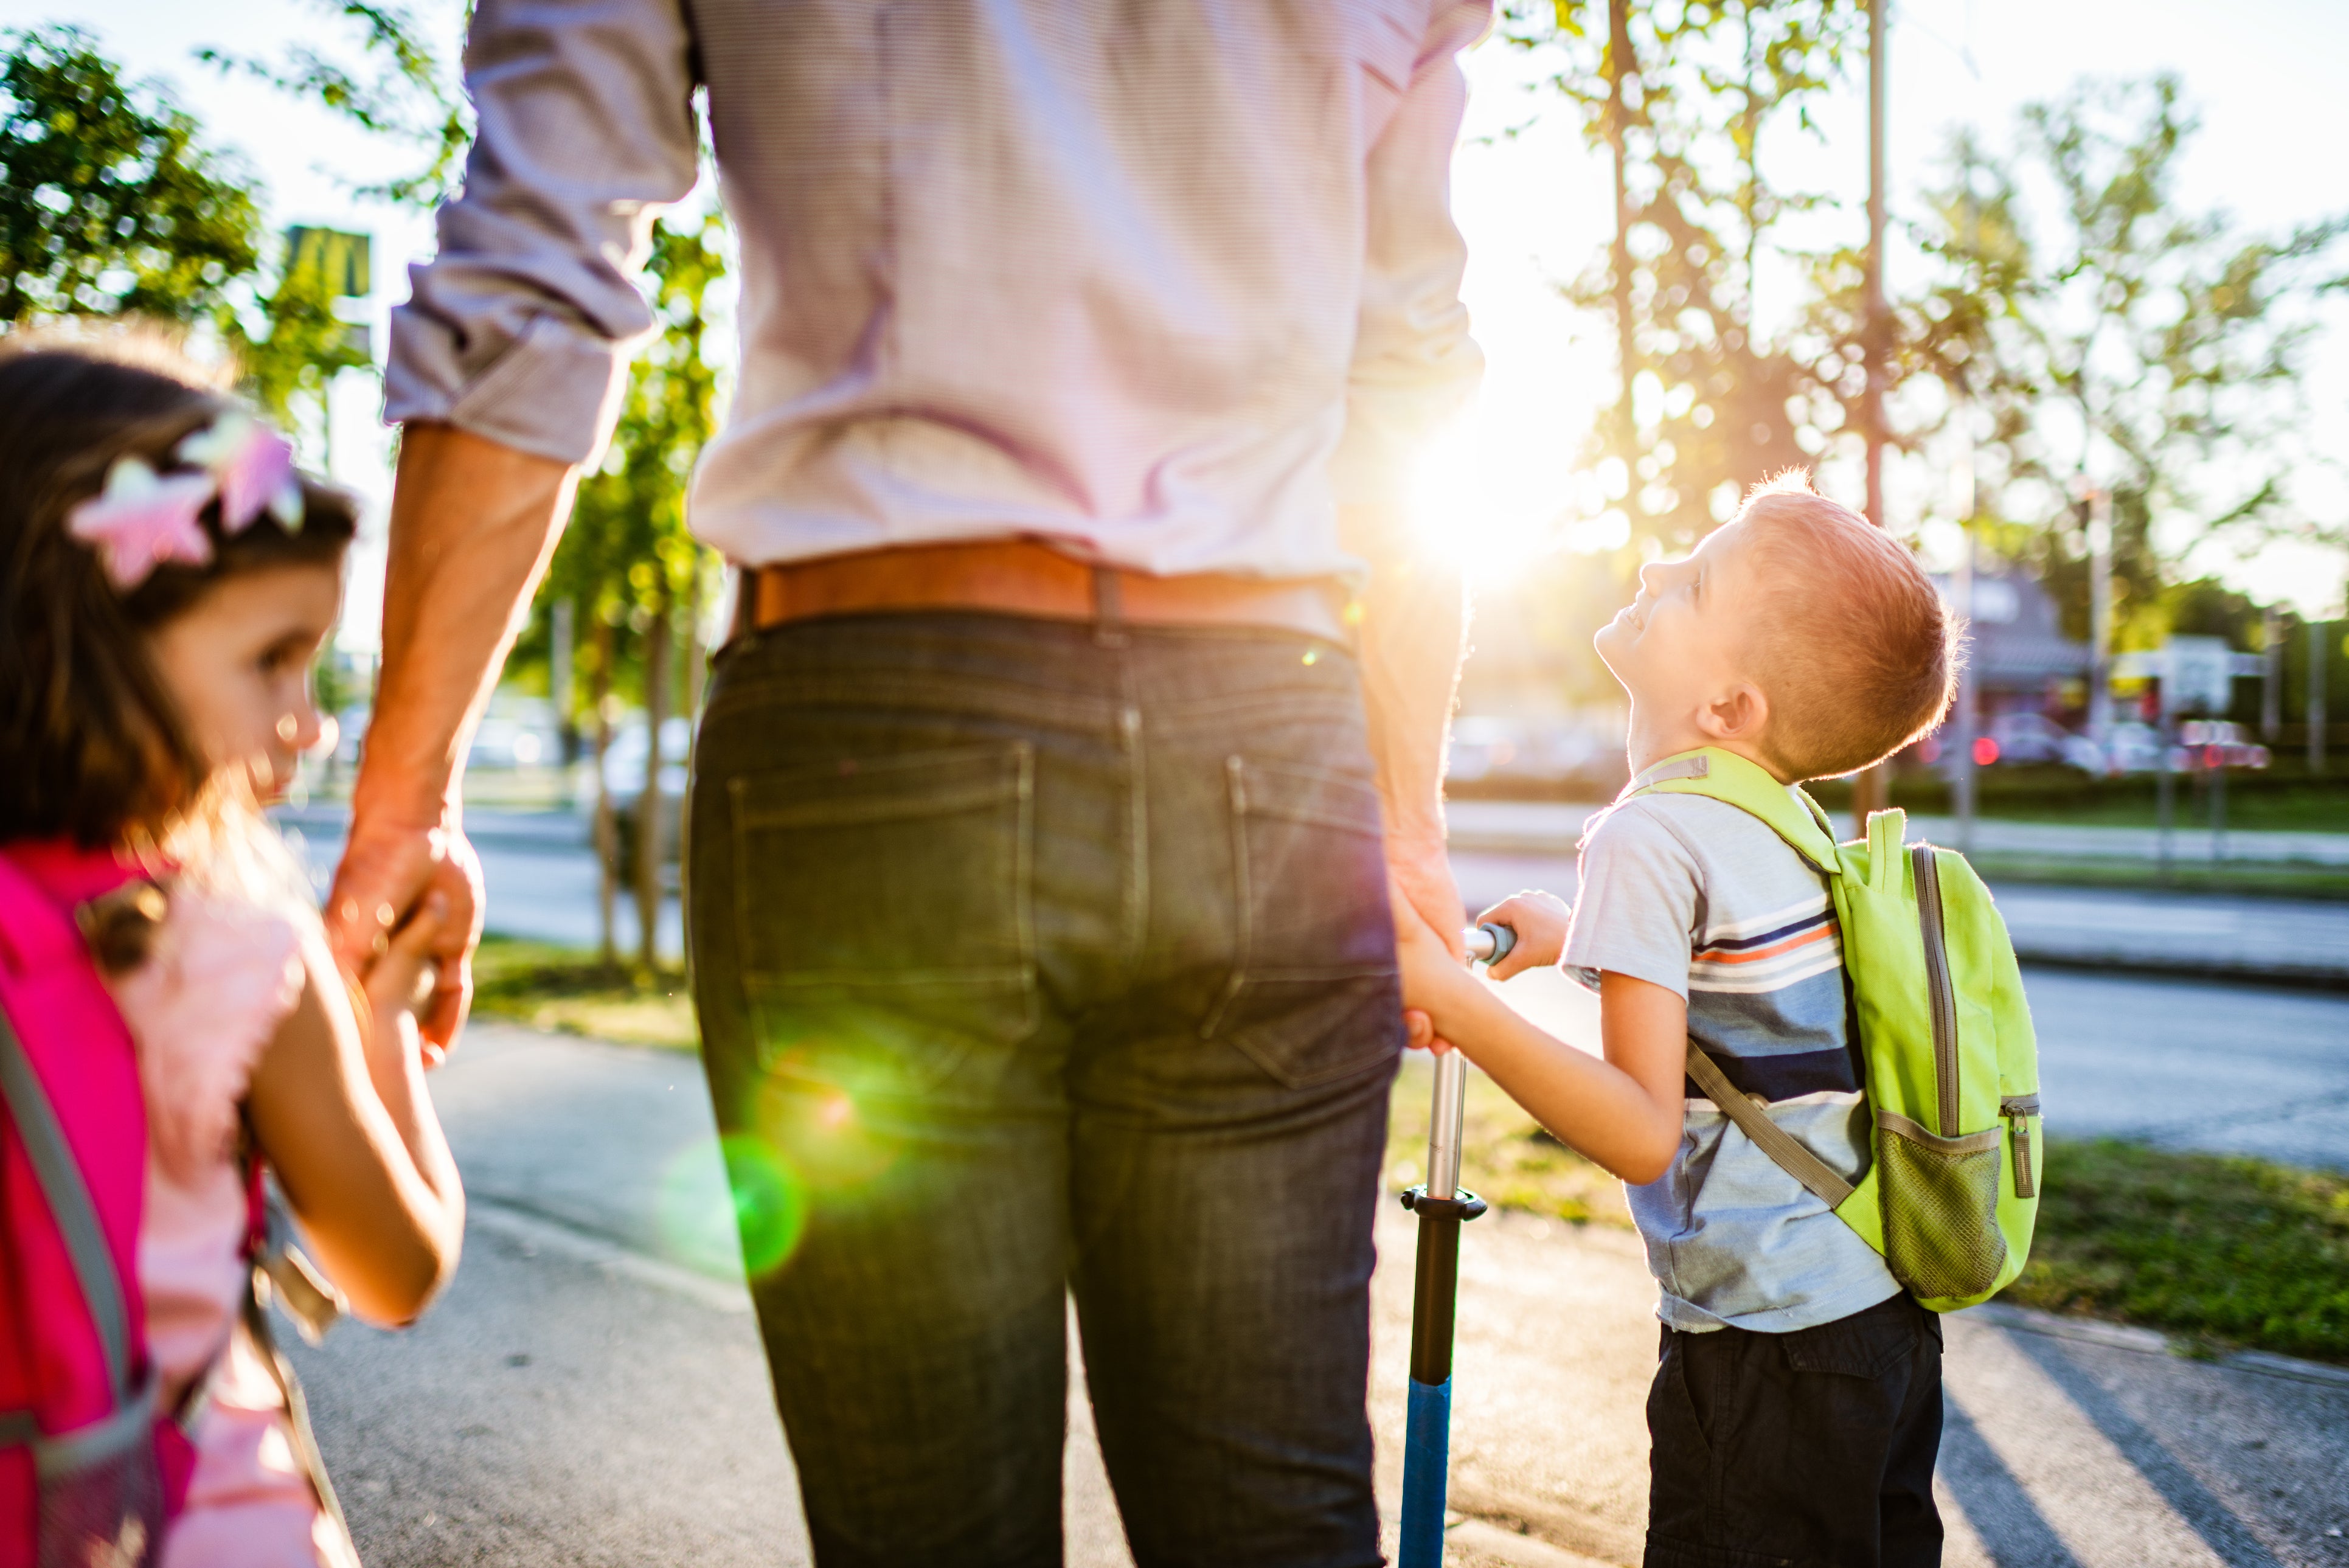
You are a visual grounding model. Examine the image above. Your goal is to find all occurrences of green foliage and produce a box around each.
[1916,77,2345,639]
[199,1,470,208]
[1501,0,1867,550]
[2008,1138,2349,1364]
[223,246,373,426]
[539,209,729,724]
[0,27,260,324]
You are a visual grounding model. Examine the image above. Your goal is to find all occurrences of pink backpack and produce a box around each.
[0,842,198,1568]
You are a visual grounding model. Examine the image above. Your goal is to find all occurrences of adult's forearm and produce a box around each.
[355,425,577,828]
[1344,502,1466,852]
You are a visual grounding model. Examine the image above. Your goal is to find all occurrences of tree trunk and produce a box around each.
[1605,0,1639,454]
[636,594,672,973]
[591,616,617,972]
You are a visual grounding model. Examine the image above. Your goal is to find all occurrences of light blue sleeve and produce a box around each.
[1559,799,1701,1002]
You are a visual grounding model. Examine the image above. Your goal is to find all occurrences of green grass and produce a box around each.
[1389,1077,2349,1364]
[2005,1138,2349,1364]
[1963,854,2349,903]
[469,936,698,1049]
[1385,1053,1633,1228]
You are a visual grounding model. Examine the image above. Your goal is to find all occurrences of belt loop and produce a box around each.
[729,566,758,644]
[1092,564,1128,648]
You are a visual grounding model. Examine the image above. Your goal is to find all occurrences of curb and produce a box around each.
[1960,1301,2349,1392]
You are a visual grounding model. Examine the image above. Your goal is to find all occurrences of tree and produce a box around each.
[1915,77,2345,650]
[199,1,469,209]
[1502,0,1867,550]
[0,28,259,325]
[539,210,729,970]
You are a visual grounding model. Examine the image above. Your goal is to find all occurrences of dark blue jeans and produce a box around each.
[688,611,1403,1568]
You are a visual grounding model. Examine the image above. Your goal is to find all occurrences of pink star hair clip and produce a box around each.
[67,457,218,589]
[64,412,304,591]
[176,412,304,535]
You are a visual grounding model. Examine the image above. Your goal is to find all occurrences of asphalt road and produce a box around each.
[288,1022,2349,1568]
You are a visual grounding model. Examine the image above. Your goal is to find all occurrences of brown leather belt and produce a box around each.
[746,539,1351,643]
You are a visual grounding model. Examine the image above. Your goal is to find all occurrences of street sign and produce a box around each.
[285,227,372,298]
[2111,636,2266,717]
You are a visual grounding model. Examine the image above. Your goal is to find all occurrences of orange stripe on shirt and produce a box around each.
[1693,923,1839,966]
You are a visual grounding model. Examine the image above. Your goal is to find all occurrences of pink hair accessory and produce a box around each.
[66,456,217,589]
[176,411,303,533]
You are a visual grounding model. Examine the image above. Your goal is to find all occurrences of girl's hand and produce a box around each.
[1474,890,1570,979]
[360,893,446,1073]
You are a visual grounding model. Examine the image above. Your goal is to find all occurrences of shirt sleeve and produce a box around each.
[1328,0,1491,508]
[382,0,703,467]
[1561,800,1704,1002]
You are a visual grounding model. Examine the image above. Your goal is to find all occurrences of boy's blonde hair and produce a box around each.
[1734,474,1959,781]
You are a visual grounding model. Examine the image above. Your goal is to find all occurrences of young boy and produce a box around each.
[1393,476,1959,1567]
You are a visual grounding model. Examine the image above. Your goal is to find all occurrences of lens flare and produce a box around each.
[717,1133,809,1277]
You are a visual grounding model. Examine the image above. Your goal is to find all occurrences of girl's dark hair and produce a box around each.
[0,333,359,847]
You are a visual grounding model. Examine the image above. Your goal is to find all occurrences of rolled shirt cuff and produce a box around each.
[382,307,631,468]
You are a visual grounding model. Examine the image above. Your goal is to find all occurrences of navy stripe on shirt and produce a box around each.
[1684,1046,1862,1103]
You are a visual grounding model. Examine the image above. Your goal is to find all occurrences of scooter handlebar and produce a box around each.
[1462,921,1516,966]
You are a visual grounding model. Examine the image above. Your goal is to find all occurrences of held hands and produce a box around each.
[326,816,485,1063]
[1393,884,1573,1056]
[357,893,448,1076]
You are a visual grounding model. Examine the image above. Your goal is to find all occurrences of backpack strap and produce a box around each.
[1629,748,1842,875]
[1683,1042,1855,1209]
[0,1003,134,1409]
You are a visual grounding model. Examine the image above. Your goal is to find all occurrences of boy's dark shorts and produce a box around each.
[1645,1290,1943,1568]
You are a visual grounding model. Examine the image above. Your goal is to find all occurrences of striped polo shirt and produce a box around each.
[1563,788,1901,1333]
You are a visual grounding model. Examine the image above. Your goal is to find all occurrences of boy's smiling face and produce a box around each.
[1594,518,1783,779]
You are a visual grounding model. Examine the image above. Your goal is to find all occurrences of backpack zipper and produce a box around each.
[2001,1093,2040,1198]
[1910,844,1960,1138]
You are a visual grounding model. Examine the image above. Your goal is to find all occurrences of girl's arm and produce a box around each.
[245,898,465,1326]
[1393,889,1685,1184]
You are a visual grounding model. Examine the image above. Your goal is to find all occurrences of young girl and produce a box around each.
[0,337,465,1566]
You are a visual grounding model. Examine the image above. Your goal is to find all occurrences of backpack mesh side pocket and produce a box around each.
[32,1395,162,1568]
[1875,1111,2007,1301]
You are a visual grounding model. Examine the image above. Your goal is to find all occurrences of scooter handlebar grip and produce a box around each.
[1463,921,1517,965]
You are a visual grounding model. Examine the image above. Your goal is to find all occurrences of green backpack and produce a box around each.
[1633,747,2042,1312]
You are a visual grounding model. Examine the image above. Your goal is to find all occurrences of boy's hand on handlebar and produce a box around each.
[1474,890,1570,979]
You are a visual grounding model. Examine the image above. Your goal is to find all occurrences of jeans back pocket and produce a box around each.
[729,742,1036,1097]
[1202,755,1401,1088]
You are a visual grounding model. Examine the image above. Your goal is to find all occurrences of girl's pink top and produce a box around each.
[107,893,358,1568]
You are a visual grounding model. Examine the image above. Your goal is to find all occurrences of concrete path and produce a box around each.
[289,1023,2349,1567]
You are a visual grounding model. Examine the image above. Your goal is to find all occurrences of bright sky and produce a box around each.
[20,0,2349,639]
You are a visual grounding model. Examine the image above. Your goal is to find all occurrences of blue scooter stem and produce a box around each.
[1395,923,1510,1568]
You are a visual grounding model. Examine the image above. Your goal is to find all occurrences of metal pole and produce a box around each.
[1399,925,1507,1568]
[1850,0,1893,827]
[2313,619,2330,777]
[1951,406,1977,856]
[2263,604,2283,744]
[2087,489,2114,746]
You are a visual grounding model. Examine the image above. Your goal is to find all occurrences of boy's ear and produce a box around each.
[1695,680,1771,746]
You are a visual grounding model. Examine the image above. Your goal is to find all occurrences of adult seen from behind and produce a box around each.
[333,2,1491,1561]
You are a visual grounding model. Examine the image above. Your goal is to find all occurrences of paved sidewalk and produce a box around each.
[293,1025,2349,1566]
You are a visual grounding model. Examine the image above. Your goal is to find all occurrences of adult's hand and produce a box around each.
[1387,829,1466,1056]
[333,424,578,1060]
[327,816,485,1061]
[1385,826,1466,965]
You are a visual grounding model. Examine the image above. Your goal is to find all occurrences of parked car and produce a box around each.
[1983,710,2073,766]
